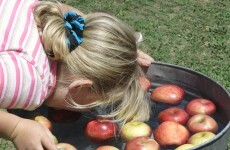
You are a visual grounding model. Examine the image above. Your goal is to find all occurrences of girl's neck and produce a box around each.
[44,62,71,109]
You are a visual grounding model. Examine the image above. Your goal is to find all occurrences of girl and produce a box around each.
[0,0,154,149]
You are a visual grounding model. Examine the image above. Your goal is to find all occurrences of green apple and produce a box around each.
[52,134,58,144]
[175,144,195,150]
[188,131,215,146]
[120,121,152,142]
[56,143,77,150]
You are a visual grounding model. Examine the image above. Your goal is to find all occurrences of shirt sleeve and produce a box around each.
[0,51,45,110]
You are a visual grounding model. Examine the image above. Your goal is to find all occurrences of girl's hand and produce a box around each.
[137,50,154,67]
[10,118,57,150]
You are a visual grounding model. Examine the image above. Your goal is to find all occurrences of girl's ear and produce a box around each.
[69,79,93,91]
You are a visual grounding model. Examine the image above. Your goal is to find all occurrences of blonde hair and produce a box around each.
[33,1,151,124]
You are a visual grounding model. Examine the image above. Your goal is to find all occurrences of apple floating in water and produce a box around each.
[151,84,185,105]
[84,118,118,143]
[139,76,151,91]
[187,131,216,146]
[34,115,52,131]
[157,107,189,125]
[120,121,152,142]
[186,114,218,134]
[125,136,160,150]
[48,107,81,123]
[96,145,119,150]
[153,121,190,148]
[175,144,195,150]
[185,98,216,116]
[57,143,77,150]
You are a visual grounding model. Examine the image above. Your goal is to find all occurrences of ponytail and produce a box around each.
[33,1,69,60]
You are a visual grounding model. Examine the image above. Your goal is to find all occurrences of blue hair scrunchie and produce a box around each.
[64,10,85,51]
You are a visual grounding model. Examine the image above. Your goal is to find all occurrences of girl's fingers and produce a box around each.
[42,137,57,150]
[137,56,152,66]
[137,50,154,66]
[42,127,57,150]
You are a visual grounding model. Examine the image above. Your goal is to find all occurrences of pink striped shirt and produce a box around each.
[0,0,57,110]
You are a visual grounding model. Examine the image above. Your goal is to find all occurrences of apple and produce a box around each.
[53,134,58,144]
[56,143,77,150]
[96,145,119,150]
[139,76,151,91]
[175,144,195,150]
[48,107,81,123]
[185,98,216,116]
[186,114,218,133]
[151,84,185,105]
[84,118,118,143]
[157,107,189,125]
[141,66,149,74]
[34,115,52,131]
[125,136,160,150]
[120,121,152,142]
[153,121,190,148]
[187,131,215,146]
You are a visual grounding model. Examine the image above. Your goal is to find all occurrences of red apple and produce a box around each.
[120,121,152,142]
[157,107,189,125]
[187,131,216,146]
[141,66,149,74]
[96,145,119,150]
[153,121,190,148]
[151,84,185,105]
[48,107,81,123]
[186,114,218,133]
[185,98,216,116]
[125,136,160,150]
[84,118,118,143]
[56,143,77,150]
[139,76,151,91]
[34,115,52,131]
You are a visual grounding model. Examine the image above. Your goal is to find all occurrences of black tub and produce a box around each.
[8,62,230,150]
[146,62,230,150]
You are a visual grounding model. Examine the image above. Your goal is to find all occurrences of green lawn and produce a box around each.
[0,0,229,149]
[66,0,230,92]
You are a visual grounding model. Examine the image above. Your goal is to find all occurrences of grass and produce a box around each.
[1,0,229,149]
[64,0,230,92]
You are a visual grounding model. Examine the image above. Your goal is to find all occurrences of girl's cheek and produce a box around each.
[69,87,100,105]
